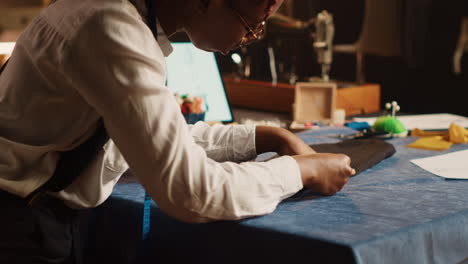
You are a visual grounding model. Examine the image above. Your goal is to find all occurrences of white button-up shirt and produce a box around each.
[0,0,302,222]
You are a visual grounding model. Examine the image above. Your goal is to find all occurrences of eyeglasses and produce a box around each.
[226,1,267,47]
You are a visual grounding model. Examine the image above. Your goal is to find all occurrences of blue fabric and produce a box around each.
[345,121,372,131]
[91,126,468,264]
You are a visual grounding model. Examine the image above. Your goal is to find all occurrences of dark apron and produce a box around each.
[0,0,159,263]
[0,191,85,264]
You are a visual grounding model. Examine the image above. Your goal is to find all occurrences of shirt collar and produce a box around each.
[130,0,173,57]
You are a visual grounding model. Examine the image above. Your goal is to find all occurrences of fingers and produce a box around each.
[346,166,356,176]
[295,152,354,195]
[323,177,348,196]
[342,154,351,164]
[340,154,355,176]
[344,176,350,184]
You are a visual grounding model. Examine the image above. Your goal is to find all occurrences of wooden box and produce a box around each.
[293,82,336,123]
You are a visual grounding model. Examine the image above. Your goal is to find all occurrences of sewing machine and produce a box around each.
[312,11,334,82]
[266,10,335,82]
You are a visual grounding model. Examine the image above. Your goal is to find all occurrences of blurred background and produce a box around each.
[1,0,467,116]
[214,0,468,116]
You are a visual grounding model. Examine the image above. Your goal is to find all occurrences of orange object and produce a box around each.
[407,136,453,151]
[449,123,468,144]
[407,123,468,151]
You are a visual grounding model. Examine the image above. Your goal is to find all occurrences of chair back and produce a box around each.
[356,0,402,57]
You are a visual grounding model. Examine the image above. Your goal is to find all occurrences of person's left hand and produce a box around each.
[276,132,316,156]
[255,126,316,156]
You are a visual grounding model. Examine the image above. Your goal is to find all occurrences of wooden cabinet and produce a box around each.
[223,77,381,116]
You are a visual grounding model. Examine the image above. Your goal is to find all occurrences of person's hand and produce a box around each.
[255,126,316,156]
[293,153,355,195]
[276,132,316,156]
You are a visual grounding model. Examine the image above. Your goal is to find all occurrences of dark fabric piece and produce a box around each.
[311,139,396,175]
[0,190,89,264]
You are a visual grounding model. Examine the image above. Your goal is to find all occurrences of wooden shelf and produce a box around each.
[223,77,381,116]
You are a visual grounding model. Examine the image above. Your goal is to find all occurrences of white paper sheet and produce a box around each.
[353,113,468,130]
[410,149,468,179]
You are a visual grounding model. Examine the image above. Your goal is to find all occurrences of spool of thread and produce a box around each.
[332,108,346,126]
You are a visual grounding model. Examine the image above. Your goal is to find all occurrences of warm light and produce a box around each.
[231,53,242,65]
[0,42,15,55]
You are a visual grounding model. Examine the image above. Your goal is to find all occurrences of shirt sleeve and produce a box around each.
[188,122,257,162]
[62,8,303,223]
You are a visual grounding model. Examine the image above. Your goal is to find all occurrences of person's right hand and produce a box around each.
[293,153,355,195]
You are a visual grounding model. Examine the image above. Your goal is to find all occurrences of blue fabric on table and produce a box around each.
[345,121,372,131]
[88,126,468,264]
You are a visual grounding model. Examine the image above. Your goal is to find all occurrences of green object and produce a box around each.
[373,116,408,137]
